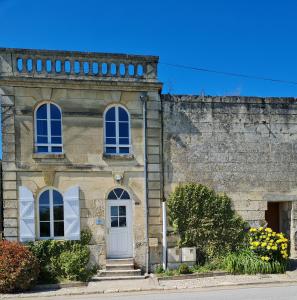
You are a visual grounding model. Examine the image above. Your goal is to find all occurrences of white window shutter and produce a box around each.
[19,186,35,242]
[64,186,80,240]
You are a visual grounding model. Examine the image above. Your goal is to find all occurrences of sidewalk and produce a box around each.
[1,272,297,299]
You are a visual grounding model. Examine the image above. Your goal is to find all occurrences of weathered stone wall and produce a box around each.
[0,160,2,237]
[162,95,297,247]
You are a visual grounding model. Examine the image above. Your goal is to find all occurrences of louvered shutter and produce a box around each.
[19,186,35,242]
[64,186,80,240]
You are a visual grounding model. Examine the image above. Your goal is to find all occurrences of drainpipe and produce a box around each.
[141,94,149,275]
[162,201,167,270]
[160,94,167,270]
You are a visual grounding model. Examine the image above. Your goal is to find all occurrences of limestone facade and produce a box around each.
[0,48,163,270]
[1,48,297,269]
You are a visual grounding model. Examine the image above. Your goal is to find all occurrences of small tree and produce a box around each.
[167,183,248,259]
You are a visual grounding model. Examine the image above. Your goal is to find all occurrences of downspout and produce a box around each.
[141,94,149,275]
[161,94,167,270]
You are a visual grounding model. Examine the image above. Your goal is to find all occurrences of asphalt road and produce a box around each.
[10,284,297,300]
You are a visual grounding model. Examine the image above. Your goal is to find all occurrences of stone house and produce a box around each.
[1,48,297,272]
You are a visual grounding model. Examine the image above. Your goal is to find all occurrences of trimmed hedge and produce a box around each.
[0,240,40,293]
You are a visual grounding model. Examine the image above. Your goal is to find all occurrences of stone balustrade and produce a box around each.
[0,48,159,82]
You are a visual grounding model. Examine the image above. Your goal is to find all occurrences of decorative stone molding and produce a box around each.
[42,170,56,186]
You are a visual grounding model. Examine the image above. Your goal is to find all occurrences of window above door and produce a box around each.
[104,105,131,155]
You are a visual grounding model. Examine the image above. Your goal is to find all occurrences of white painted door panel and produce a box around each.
[107,200,133,258]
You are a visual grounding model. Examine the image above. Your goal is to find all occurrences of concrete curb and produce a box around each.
[156,271,228,281]
[32,282,88,291]
[2,278,297,298]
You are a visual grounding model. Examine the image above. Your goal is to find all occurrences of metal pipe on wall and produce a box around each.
[141,93,149,275]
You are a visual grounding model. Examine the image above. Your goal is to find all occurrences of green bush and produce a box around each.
[167,183,248,258]
[223,248,287,274]
[28,229,96,283]
[59,244,92,281]
[0,240,40,293]
[178,263,191,274]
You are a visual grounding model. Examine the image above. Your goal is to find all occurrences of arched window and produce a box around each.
[35,102,63,153]
[104,105,131,154]
[107,188,131,200]
[39,189,64,239]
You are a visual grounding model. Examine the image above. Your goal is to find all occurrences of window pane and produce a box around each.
[51,136,62,144]
[105,107,115,121]
[39,190,50,205]
[40,222,50,237]
[36,105,47,119]
[119,217,126,227]
[53,190,63,205]
[106,137,116,145]
[51,147,62,153]
[119,147,129,154]
[106,147,116,154]
[37,136,48,143]
[111,217,118,227]
[37,146,49,153]
[119,123,129,137]
[106,122,116,137]
[37,120,48,135]
[54,221,64,237]
[108,190,117,200]
[119,107,128,121]
[119,206,126,216]
[51,120,61,135]
[39,207,50,221]
[114,188,124,198]
[54,206,64,220]
[50,104,61,119]
[119,138,129,145]
[111,206,118,217]
[121,191,130,200]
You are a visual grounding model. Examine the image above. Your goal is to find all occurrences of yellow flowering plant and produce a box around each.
[249,227,289,263]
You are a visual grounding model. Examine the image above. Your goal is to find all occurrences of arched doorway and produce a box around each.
[106,188,133,258]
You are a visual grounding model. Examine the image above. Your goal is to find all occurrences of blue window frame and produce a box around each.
[35,103,63,153]
[104,106,131,154]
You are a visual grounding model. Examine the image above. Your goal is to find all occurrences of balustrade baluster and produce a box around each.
[106,62,111,76]
[124,64,129,78]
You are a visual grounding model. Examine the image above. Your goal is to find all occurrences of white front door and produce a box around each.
[107,199,133,258]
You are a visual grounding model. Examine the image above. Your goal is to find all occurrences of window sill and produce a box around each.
[103,153,134,160]
[33,153,65,159]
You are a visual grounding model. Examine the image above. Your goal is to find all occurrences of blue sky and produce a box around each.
[1,0,297,97]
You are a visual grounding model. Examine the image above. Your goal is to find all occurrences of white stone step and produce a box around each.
[106,258,134,265]
[92,275,146,281]
[99,269,142,277]
[106,263,135,270]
